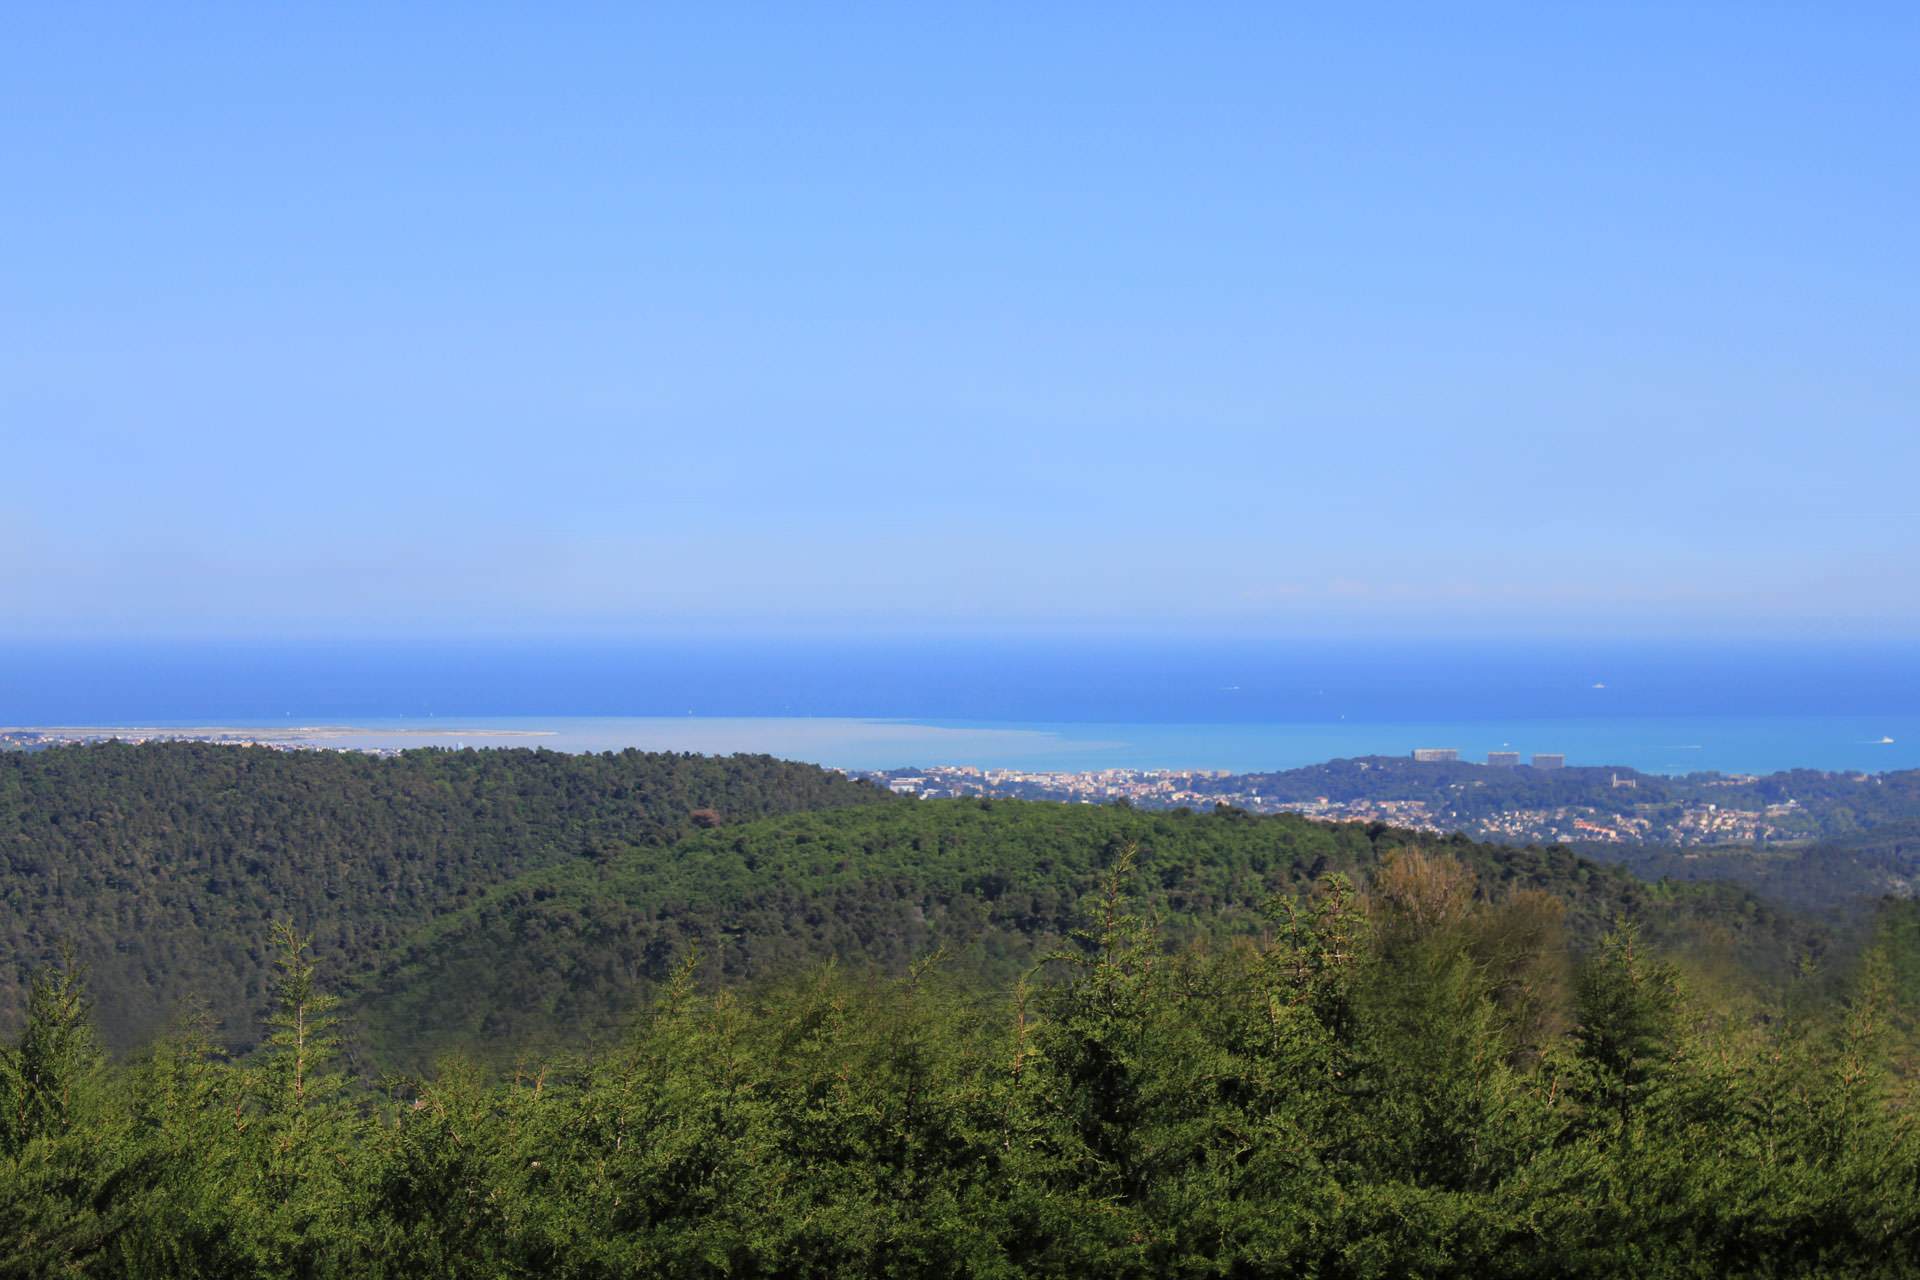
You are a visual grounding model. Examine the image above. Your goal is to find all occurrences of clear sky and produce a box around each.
[6,4,1916,642]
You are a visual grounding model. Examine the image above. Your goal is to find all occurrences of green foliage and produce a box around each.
[2,742,1908,1274]
[1571,920,1683,1125]
[1589,818,1920,918]
[0,742,894,1050]
[0,866,1913,1277]
[0,744,1823,1068]
[1,955,105,1155]
[357,799,1820,1067]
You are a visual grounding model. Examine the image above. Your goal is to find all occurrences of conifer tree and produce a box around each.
[0,955,104,1155]
[0,956,117,1277]
[238,921,358,1277]
[1571,919,1681,1129]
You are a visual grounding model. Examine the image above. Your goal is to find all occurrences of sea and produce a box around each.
[4,637,1917,776]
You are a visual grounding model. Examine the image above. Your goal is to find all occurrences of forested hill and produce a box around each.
[1579,819,1920,917]
[0,743,893,1049]
[359,798,1819,1067]
[0,744,1820,1066]
[3,857,1911,1275]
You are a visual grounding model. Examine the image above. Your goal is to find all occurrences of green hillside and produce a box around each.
[1,852,1910,1277]
[3,745,1911,1274]
[1578,819,1920,917]
[0,743,894,1049]
[358,798,1821,1066]
[0,744,1828,1068]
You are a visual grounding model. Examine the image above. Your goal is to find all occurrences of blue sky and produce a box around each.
[5,4,1916,641]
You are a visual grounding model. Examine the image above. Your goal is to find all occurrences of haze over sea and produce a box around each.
[7,637,1917,776]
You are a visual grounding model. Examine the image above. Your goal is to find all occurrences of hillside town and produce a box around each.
[851,760,1810,847]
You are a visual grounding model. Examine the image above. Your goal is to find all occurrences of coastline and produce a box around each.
[4,713,1914,777]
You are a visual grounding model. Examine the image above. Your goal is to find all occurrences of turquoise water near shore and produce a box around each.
[52,714,1920,776]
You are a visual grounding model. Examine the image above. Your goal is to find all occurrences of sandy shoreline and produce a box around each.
[1,725,559,741]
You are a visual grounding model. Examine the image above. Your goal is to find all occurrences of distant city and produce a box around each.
[852,746,1869,849]
[0,728,406,756]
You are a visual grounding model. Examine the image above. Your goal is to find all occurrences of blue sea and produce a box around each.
[4,637,1917,775]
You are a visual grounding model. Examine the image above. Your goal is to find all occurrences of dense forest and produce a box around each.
[1580,819,1920,918]
[1,852,1916,1277]
[0,744,1916,1272]
[0,745,1821,1067]
[356,797,1819,1069]
[0,744,892,1049]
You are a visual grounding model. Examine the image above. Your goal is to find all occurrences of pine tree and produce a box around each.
[1571,919,1681,1130]
[0,955,117,1276]
[236,921,358,1277]
[0,954,105,1155]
